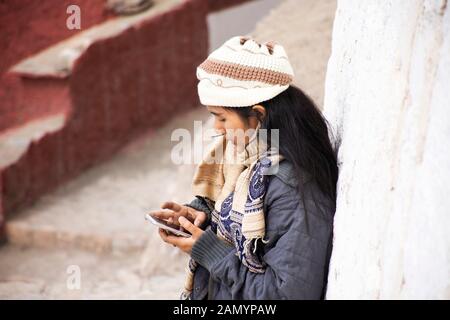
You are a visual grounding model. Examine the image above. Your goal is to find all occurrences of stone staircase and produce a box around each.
[0,0,209,235]
[0,0,212,299]
[0,106,211,299]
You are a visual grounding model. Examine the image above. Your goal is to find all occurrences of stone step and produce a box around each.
[9,0,183,78]
[0,113,66,170]
[5,107,211,257]
[0,0,209,232]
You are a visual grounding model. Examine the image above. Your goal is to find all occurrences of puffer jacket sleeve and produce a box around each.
[190,174,334,300]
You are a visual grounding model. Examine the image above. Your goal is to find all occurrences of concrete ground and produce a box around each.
[0,244,186,299]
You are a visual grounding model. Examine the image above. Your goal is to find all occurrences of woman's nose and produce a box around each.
[214,122,225,134]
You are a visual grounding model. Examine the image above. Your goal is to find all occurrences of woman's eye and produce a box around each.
[219,118,226,122]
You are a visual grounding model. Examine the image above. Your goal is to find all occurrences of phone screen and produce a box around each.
[145,214,191,237]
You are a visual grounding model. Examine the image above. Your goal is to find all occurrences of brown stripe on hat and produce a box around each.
[198,58,293,86]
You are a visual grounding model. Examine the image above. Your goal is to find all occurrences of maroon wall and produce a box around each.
[0,0,113,74]
[0,0,114,132]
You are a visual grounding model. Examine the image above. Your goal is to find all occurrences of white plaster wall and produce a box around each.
[323,0,450,299]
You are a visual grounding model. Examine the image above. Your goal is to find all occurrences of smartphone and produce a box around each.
[145,213,191,238]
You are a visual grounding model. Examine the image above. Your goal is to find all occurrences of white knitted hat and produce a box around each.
[196,36,295,107]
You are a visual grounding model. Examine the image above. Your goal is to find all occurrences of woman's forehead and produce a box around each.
[206,105,225,113]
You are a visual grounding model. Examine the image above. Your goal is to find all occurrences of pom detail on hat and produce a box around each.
[196,36,295,107]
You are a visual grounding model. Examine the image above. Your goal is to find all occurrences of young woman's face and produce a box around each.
[206,105,262,147]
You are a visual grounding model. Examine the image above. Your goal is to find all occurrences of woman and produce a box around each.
[151,36,338,300]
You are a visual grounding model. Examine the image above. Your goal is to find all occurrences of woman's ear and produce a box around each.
[252,104,266,120]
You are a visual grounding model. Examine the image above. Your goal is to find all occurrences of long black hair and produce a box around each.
[224,84,338,207]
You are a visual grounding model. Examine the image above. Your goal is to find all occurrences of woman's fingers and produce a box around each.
[161,201,184,213]
[161,201,190,224]
[185,207,207,225]
[158,228,168,242]
[178,216,201,238]
[193,211,207,227]
[156,201,208,228]
[150,210,180,226]
[158,228,182,247]
[150,210,173,220]
[158,223,201,255]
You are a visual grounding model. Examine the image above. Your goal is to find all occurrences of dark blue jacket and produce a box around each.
[186,160,335,300]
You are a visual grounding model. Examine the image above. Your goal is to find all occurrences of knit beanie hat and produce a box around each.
[196,35,295,107]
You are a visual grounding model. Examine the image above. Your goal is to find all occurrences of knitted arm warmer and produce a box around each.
[184,196,213,230]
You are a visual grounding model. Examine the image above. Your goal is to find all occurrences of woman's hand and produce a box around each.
[150,201,207,228]
[158,216,204,254]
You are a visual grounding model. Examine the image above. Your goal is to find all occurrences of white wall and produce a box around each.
[324,0,450,299]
